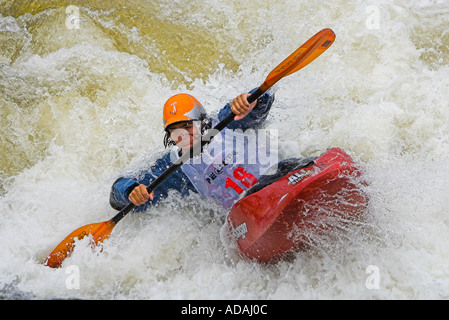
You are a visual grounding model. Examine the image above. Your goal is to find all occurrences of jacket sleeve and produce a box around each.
[109,152,197,212]
[217,88,275,130]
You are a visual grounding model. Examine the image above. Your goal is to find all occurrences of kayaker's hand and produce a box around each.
[231,93,257,121]
[129,184,154,206]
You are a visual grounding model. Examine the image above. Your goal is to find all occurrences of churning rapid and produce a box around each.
[1,0,449,299]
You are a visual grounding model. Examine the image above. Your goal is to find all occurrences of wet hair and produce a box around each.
[163,114,212,149]
[163,131,176,148]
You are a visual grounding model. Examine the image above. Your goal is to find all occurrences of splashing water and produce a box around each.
[1,0,449,299]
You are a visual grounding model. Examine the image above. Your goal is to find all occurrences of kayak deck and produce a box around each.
[226,147,368,263]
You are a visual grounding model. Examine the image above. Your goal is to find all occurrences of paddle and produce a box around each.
[45,28,336,268]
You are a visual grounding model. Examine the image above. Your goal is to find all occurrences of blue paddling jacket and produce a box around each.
[110,89,275,212]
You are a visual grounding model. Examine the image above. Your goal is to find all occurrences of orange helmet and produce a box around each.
[163,93,207,130]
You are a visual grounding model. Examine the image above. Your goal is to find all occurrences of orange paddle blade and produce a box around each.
[45,219,116,268]
[260,28,335,92]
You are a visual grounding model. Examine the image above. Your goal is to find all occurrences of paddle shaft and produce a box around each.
[111,87,264,225]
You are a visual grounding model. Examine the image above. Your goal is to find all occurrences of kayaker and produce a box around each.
[110,88,279,212]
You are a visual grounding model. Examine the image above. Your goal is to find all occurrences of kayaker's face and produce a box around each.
[168,121,201,153]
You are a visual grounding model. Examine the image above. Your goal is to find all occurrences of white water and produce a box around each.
[1,0,449,299]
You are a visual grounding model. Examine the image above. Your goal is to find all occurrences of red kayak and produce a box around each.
[226,147,368,263]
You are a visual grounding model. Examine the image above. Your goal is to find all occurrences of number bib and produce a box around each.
[176,128,278,209]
